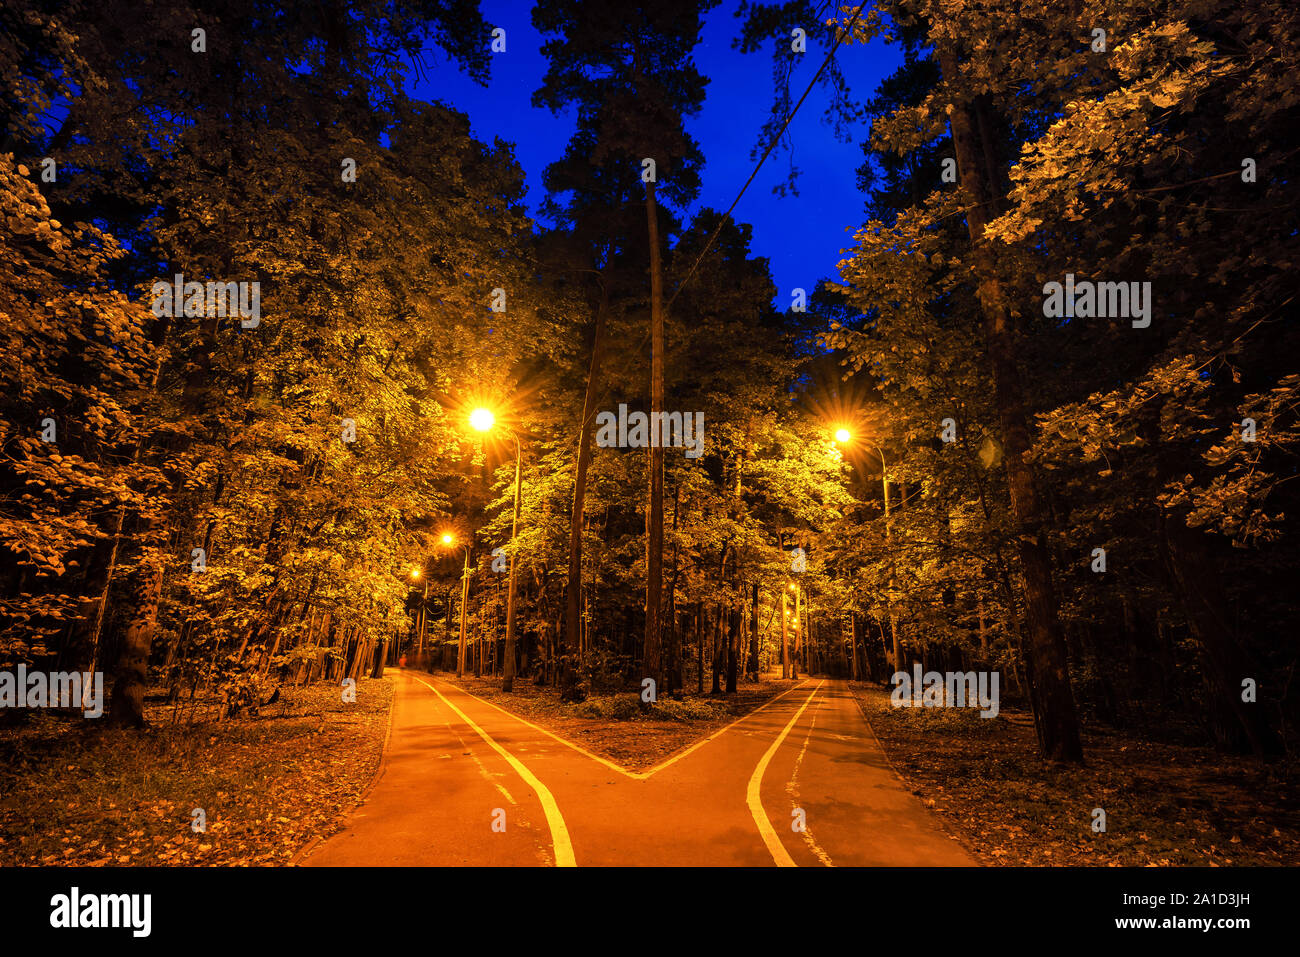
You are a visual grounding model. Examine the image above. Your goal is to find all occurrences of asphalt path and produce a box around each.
[303,670,975,867]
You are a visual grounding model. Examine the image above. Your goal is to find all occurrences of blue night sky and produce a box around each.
[411,0,901,306]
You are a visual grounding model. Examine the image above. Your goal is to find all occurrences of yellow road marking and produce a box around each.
[430,678,642,778]
[787,696,834,866]
[446,717,518,805]
[432,674,814,780]
[409,674,576,867]
[747,680,825,867]
[640,679,813,777]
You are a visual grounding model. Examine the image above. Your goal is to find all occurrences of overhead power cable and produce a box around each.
[665,3,866,311]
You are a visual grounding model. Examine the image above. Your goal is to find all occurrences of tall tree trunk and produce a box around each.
[107,550,163,727]
[781,589,790,680]
[107,32,251,727]
[67,505,127,675]
[503,444,522,692]
[748,582,760,680]
[726,603,740,693]
[940,46,1083,762]
[790,586,801,680]
[666,483,682,693]
[849,613,860,681]
[711,604,723,694]
[562,281,609,701]
[643,179,665,704]
[696,603,704,694]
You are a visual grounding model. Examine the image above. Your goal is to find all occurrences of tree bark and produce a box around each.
[940,46,1083,762]
[666,483,682,693]
[726,602,740,693]
[748,582,760,680]
[849,613,860,681]
[562,280,609,701]
[781,589,790,680]
[643,179,665,704]
[107,551,163,727]
[696,603,704,694]
[711,604,723,694]
[503,440,522,692]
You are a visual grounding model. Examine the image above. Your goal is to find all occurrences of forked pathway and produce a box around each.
[302,670,975,867]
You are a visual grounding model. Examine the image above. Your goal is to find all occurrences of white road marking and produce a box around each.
[786,695,834,866]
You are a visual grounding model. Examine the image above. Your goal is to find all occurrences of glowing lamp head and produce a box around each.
[441,533,454,546]
[469,408,495,432]
[410,568,421,580]
[834,428,851,444]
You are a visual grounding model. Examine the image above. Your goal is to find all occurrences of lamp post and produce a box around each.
[410,567,428,658]
[834,427,902,674]
[440,533,473,677]
[470,407,523,693]
[781,585,790,679]
[787,582,801,679]
[795,581,805,676]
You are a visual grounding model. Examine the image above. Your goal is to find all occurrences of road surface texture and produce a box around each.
[303,671,975,867]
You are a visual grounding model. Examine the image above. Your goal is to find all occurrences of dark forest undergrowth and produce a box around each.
[0,679,392,866]
[849,683,1300,866]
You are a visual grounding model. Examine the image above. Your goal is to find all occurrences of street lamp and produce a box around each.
[470,406,523,693]
[832,425,901,673]
[787,580,804,679]
[832,426,891,520]
[440,532,473,678]
[410,566,428,657]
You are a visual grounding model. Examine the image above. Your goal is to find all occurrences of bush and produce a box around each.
[653,697,721,722]
[575,693,641,720]
[572,692,727,723]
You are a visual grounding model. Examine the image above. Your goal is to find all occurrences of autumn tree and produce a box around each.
[832,0,1298,758]
[533,0,715,701]
[0,154,158,682]
[1,0,534,724]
